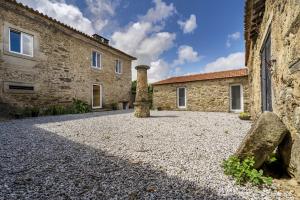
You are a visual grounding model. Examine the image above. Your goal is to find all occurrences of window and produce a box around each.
[177,87,186,108]
[9,29,33,57]
[230,84,243,112]
[92,84,102,108]
[92,51,101,68]
[115,60,122,74]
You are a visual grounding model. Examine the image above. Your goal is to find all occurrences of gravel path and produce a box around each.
[0,110,294,199]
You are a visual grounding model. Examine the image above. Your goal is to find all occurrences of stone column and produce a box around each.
[134,65,150,118]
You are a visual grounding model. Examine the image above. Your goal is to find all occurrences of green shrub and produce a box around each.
[44,105,66,115]
[71,98,91,113]
[110,102,118,110]
[239,112,251,120]
[222,156,272,186]
[9,99,91,119]
[9,107,40,118]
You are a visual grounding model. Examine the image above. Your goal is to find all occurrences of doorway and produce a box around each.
[230,84,243,112]
[92,84,102,109]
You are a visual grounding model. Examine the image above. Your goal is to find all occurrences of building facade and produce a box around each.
[0,0,136,111]
[153,69,249,112]
[245,0,300,180]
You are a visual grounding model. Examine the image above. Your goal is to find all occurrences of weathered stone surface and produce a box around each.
[0,1,134,109]
[245,0,300,180]
[236,112,289,169]
[153,76,249,112]
[134,65,150,118]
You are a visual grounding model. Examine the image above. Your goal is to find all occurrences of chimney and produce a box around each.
[92,34,109,45]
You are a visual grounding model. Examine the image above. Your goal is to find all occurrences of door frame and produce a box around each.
[230,84,243,112]
[177,87,187,109]
[92,84,102,109]
[260,31,273,112]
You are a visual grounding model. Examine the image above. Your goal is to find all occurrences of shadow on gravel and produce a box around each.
[0,119,243,199]
[149,115,179,118]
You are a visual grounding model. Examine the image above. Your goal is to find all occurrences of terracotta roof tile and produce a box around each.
[152,68,248,85]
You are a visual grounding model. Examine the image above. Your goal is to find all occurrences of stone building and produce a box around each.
[245,0,300,180]
[153,69,249,112]
[0,0,136,111]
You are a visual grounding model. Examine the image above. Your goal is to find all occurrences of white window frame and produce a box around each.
[177,87,187,109]
[92,84,102,109]
[91,51,102,69]
[230,84,244,112]
[115,59,122,74]
[8,28,34,57]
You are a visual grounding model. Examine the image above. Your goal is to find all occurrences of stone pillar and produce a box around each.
[134,65,150,118]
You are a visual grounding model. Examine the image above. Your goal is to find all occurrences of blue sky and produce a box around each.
[18,0,246,82]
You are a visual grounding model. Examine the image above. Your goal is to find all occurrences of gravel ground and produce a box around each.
[0,110,294,200]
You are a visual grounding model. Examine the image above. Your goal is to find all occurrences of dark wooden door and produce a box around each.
[261,33,273,112]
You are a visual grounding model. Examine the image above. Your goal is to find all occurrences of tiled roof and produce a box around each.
[152,68,248,85]
[3,0,136,60]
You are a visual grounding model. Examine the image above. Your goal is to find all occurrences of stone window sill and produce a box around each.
[3,50,38,61]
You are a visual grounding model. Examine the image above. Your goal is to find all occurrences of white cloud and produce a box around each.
[85,0,120,32]
[140,0,176,23]
[149,59,170,83]
[111,0,177,81]
[202,52,245,73]
[226,32,241,47]
[178,14,197,34]
[137,32,176,61]
[173,45,200,65]
[17,0,95,35]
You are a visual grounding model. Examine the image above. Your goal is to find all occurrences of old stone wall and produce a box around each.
[246,0,300,180]
[0,2,133,109]
[153,76,249,112]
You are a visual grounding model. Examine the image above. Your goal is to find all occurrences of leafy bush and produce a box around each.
[10,99,91,119]
[222,156,272,186]
[110,102,118,110]
[44,105,66,115]
[71,98,91,113]
[239,112,251,120]
[10,107,40,118]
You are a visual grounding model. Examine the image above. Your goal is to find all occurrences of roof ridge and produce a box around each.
[4,0,136,60]
[152,68,248,85]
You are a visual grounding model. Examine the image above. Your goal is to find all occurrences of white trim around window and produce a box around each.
[8,28,34,57]
[230,84,244,112]
[92,84,102,109]
[115,59,122,74]
[177,87,187,109]
[91,50,102,69]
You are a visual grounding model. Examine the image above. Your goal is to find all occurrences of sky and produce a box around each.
[17,0,246,83]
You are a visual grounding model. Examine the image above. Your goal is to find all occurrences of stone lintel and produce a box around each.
[135,65,150,70]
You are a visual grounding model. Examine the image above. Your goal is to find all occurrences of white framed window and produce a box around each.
[177,87,186,109]
[92,84,102,109]
[115,59,122,74]
[9,28,33,57]
[230,84,244,112]
[91,51,101,69]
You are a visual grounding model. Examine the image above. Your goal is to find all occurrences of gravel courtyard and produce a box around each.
[0,111,294,199]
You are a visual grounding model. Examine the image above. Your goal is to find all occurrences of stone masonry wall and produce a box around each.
[0,2,133,109]
[246,0,300,180]
[153,76,249,112]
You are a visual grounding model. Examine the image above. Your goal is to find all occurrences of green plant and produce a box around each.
[239,112,251,120]
[110,102,118,110]
[71,98,91,113]
[266,153,278,164]
[222,156,272,186]
[44,105,66,115]
[9,107,40,118]
[30,107,40,117]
